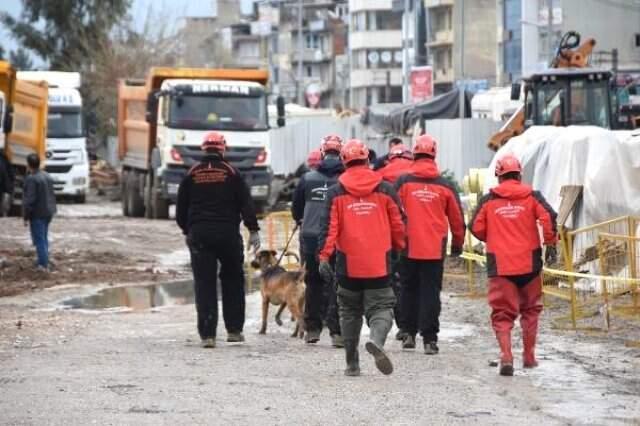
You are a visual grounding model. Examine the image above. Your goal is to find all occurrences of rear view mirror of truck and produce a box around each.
[276,95,285,127]
[3,105,13,134]
[511,82,521,101]
[145,91,159,124]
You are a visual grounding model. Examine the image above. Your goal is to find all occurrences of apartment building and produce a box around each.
[349,0,404,107]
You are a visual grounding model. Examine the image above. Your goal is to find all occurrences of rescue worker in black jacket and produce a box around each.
[176,132,261,348]
[292,135,345,347]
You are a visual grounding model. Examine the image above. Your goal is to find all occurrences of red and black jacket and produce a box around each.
[470,179,557,277]
[377,157,413,184]
[318,165,406,279]
[395,159,466,260]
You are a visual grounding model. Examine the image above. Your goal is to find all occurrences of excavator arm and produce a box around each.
[487,32,596,151]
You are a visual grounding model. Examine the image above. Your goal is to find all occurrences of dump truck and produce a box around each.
[118,67,285,218]
[0,60,49,215]
[18,71,90,203]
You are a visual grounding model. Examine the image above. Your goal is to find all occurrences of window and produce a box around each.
[305,33,320,49]
[536,82,565,125]
[569,80,610,128]
[371,10,402,31]
[47,107,84,138]
[306,66,313,77]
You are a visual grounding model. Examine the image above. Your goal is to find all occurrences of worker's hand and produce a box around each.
[450,246,463,258]
[318,261,334,283]
[249,231,261,253]
[545,245,558,266]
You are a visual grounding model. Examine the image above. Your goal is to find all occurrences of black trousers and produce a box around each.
[188,228,245,339]
[303,238,340,336]
[400,258,444,342]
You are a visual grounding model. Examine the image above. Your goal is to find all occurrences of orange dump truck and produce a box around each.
[117,67,284,218]
[0,60,49,215]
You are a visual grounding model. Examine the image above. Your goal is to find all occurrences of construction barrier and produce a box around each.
[543,216,640,330]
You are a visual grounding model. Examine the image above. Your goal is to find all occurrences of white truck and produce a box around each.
[118,67,285,218]
[18,71,90,203]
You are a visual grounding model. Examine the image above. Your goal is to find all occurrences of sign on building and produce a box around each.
[410,66,434,103]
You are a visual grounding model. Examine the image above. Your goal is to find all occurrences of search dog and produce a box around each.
[251,250,305,338]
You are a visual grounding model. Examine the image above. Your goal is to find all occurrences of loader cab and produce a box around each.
[518,68,613,129]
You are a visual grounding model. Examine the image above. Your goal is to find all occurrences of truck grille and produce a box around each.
[45,165,73,174]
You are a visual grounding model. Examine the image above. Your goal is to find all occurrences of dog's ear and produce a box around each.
[270,250,277,257]
[250,260,260,269]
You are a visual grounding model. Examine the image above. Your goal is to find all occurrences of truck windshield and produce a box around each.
[48,108,84,138]
[168,94,268,131]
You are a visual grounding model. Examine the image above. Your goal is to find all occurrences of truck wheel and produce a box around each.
[128,173,145,217]
[151,180,170,219]
[144,174,153,219]
[121,171,130,217]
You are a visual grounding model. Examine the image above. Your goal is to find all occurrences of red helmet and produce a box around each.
[413,134,437,157]
[495,154,522,176]
[202,132,226,152]
[389,144,412,160]
[340,139,369,166]
[320,134,343,155]
[307,149,322,169]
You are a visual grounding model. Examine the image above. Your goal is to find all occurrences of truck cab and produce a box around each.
[520,68,613,129]
[18,72,90,203]
[154,79,271,205]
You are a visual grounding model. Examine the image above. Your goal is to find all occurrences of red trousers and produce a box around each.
[487,275,543,363]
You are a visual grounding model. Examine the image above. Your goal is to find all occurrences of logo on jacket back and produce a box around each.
[495,202,525,219]
[310,184,329,201]
[347,199,377,216]
[411,186,440,203]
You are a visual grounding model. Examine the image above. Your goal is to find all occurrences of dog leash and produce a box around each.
[275,223,300,267]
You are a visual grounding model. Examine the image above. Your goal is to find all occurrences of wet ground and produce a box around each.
[1,198,639,424]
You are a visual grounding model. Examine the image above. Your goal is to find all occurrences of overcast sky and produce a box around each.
[1,0,255,67]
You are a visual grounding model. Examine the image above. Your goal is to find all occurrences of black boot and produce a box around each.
[344,339,360,376]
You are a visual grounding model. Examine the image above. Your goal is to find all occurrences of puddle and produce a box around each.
[60,280,195,311]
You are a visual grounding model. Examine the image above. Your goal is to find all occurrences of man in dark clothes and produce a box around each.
[292,135,344,347]
[176,132,261,348]
[22,153,57,270]
[372,137,403,171]
[0,148,15,216]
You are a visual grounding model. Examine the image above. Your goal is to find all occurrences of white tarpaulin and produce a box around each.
[485,126,640,228]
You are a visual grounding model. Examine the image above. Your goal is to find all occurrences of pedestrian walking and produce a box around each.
[292,135,344,347]
[376,143,414,340]
[470,154,558,376]
[0,147,15,216]
[22,153,57,271]
[395,134,466,354]
[318,139,406,376]
[176,132,261,348]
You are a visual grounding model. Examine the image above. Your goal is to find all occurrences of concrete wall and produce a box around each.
[453,0,498,85]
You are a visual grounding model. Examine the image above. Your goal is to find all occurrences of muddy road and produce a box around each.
[0,200,639,425]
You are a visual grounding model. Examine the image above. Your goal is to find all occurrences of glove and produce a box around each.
[249,231,261,253]
[319,261,334,283]
[545,245,558,266]
[450,246,463,258]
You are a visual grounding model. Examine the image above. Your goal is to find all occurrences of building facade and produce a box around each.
[349,0,405,108]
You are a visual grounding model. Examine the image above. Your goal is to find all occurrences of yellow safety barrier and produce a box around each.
[543,216,640,330]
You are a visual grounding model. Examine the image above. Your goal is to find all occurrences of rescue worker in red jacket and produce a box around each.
[395,134,466,354]
[376,143,413,340]
[318,139,406,377]
[470,154,558,376]
[377,144,413,184]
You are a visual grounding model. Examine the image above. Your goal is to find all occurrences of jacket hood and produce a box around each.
[339,165,382,197]
[491,179,532,199]
[410,158,440,179]
[317,156,344,176]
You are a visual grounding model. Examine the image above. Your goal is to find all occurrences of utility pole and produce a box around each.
[297,0,304,105]
[547,1,553,63]
[402,0,410,103]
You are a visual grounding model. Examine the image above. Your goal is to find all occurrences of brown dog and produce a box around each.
[251,250,306,338]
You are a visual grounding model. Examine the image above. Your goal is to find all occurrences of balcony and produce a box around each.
[433,67,454,84]
[426,29,453,47]
[291,49,332,63]
[424,0,454,8]
[350,31,402,50]
[350,68,403,88]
